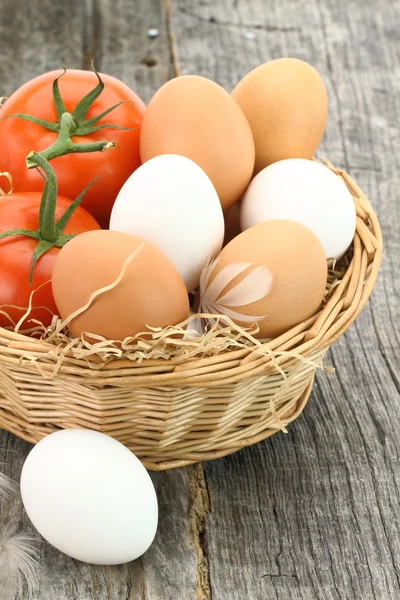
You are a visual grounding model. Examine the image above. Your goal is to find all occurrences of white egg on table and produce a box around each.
[109,154,225,292]
[240,158,356,260]
[20,429,158,565]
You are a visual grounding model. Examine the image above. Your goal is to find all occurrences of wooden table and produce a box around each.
[0,1,398,599]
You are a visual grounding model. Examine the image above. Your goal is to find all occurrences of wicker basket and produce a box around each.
[0,161,382,470]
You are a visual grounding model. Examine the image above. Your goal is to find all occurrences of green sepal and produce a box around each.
[55,233,78,246]
[78,122,136,134]
[52,65,68,120]
[29,240,53,284]
[71,66,104,123]
[0,155,99,284]
[0,113,59,132]
[81,100,134,128]
[54,176,100,234]
[0,229,40,241]
[1,66,135,155]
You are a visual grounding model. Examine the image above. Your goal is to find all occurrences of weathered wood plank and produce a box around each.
[168,1,400,598]
[0,435,198,600]
[0,0,87,96]
[0,1,199,599]
[1,1,399,599]
[94,2,199,597]
[97,0,173,103]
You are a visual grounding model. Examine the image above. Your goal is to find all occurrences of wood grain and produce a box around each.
[0,1,198,599]
[0,0,86,96]
[0,0,398,599]
[0,435,198,600]
[168,0,400,598]
[95,0,173,103]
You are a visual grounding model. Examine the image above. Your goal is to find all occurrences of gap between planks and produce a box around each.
[188,463,212,600]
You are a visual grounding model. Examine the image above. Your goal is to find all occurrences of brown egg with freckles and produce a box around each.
[232,58,328,174]
[52,230,190,341]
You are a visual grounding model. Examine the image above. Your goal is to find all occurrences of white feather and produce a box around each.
[0,472,16,502]
[199,256,219,293]
[199,260,273,324]
[0,524,39,600]
[201,303,264,323]
[218,266,273,307]
[202,262,254,306]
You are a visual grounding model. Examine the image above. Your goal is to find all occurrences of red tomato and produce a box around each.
[0,193,100,329]
[0,70,146,228]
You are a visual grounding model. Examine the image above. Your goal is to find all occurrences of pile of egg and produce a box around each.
[53,57,356,341]
[17,59,359,571]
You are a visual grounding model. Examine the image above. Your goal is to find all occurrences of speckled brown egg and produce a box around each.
[140,75,255,210]
[199,220,327,339]
[52,230,190,340]
[231,58,328,174]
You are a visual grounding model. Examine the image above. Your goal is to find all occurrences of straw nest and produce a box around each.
[0,160,382,470]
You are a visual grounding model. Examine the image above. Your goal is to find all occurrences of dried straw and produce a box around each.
[0,162,382,470]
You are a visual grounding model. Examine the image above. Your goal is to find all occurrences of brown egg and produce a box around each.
[140,75,255,210]
[199,220,327,339]
[223,201,242,247]
[231,58,328,174]
[52,230,190,340]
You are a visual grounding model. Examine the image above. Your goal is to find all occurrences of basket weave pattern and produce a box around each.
[0,163,382,470]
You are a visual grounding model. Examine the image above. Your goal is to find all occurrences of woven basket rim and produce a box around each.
[0,159,382,382]
[0,159,383,469]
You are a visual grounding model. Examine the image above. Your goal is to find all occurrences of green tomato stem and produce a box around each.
[1,155,98,284]
[27,153,59,241]
[25,112,115,168]
[4,66,135,170]
[0,66,125,285]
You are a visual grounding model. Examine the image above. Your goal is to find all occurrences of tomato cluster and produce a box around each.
[0,68,145,329]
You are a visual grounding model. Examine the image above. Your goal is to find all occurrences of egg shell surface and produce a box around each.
[231,58,328,173]
[241,158,356,260]
[201,220,327,338]
[109,155,224,292]
[20,429,158,565]
[140,75,255,210]
[52,230,190,340]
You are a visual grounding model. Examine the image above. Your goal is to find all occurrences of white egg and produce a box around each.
[20,429,158,565]
[110,154,225,292]
[240,158,356,259]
